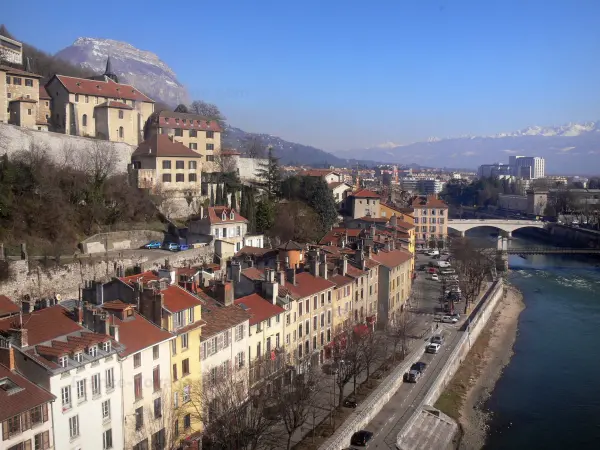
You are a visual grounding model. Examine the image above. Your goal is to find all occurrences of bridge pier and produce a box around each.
[503,230,513,239]
[496,236,509,272]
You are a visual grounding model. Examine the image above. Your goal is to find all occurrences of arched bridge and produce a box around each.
[447,219,545,237]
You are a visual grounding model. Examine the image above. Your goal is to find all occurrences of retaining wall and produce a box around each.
[80,230,166,254]
[397,280,505,446]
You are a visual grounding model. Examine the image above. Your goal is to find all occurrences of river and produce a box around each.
[483,234,600,449]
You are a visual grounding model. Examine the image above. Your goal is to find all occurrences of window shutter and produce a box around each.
[2,420,8,441]
[24,439,32,450]
[22,411,31,431]
[43,430,50,449]
[241,324,245,339]
[42,403,48,422]
[217,333,224,351]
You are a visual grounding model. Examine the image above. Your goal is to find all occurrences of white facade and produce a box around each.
[48,351,124,450]
[243,234,264,248]
[510,156,545,179]
[201,320,250,384]
[247,312,285,364]
[121,339,174,450]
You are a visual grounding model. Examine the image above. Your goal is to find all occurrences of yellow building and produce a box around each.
[144,110,222,172]
[329,270,354,335]
[380,202,416,256]
[45,58,154,144]
[129,134,203,195]
[0,64,48,130]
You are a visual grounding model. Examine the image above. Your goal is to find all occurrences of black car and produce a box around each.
[411,362,427,373]
[350,430,374,446]
[343,398,358,408]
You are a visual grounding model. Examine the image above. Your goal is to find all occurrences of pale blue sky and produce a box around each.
[5,0,600,151]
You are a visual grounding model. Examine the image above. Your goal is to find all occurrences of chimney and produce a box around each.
[309,250,319,277]
[21,299,34,314]
[285,256,290,269]
[231,261,241,283]
[286,267,296,285]
[366,245,373,260]
[0,243,4,260]
[341,255,348,277]
[20,243,27,260]
[77,302,84,325]
[319,252,328,280]
[216,280,234,306]
[277,271,285,286]
[9,327,28,348]
[390,214,398,226]
[109,324,120,342]
[275,259,282,272]
[0,340,15,370]
[371,226,376,239]
[96,282,104,305]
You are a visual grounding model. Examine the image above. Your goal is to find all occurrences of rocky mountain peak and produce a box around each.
[55,37,189,106]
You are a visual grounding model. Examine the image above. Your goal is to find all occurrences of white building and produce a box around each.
[83,301,175,450]
[509,155,545,179]
[416,179,444,195]
[243,234,264,248]
[0,304,124,450]
[188,207,249,252]
[0,35,23,65]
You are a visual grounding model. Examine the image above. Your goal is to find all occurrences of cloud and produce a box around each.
[558,146,576,152]
[502,149,518,154]
[588,150,599,154]
[450,153,458,158]
[462,151,477,156]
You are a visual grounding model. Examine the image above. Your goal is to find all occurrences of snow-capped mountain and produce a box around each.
[55,38,189,106]
[492,122,600,138]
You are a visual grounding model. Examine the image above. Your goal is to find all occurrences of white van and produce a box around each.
[435,260,451,268]
[425,249,440,256]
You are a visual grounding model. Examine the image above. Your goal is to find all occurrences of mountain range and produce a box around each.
[55,38,600,174]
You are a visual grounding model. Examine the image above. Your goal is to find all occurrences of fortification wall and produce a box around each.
[0,122,133,173]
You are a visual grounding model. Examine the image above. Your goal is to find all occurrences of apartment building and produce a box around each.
[0,65,48,130]
[129,134,203,194]
[144,110,222,170]
[0,304,124,450]
[329,266,353,335]
[82,300,175,450]
[410,195,449,248]
[189,207,249,253]
[349,188,381,219]
[0,356,55,450]
[0,35,23,65]
[372,246,413,325]
[45,59,154,144]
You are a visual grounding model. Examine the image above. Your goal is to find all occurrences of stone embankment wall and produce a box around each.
[0,123,133,173]
[396,280,505,447]
[547,223,600,249]
[0,245,214,301]
[80,230,165,253]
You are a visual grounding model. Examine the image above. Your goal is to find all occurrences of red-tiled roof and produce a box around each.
[328,181,350,189]
[0,364,55,422]
[241,267,264,281]
[234,294,285,326]
[118,270,160,287]
[345,264,367,278]
[9,97,37,104]
[221,149,241,156]
[329,274,353,288]
[390,220,415,230]
[177,267,200,278]
[132,134,203,158]
[350,189,380,198]
[52,74,154,102]
[284,272,335,299]
[299,169,339,178]
[199,301,251,339]
[205,207,248,225]
[162,285,202,314]
[102,301,173,357]
[39,85,51,100]
[0,295,19,317]
[0,305,82,346]
[410,195,448,208]
[371,249,413,269]
[357,216,388,223]
[96,100,133,110]
[0,65,42,78]
[235,247,273,258]
[156,110,222,132]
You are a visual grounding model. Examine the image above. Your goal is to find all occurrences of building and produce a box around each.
[189,207,249,253]
[416,179,444,195]
[0,65,48,130]
[371,246,413,325]
[45,59,154,144]
[509,156,545,179]
[329,181,354,204]
[348,189,381,219]
[478,163,512,179]
[329,266,354,335]
[129,134,203,193]
[298,169,342,184]
[0,303,124,450]
[0,35,23,65]
[0,295,20,319]
[0,356,55,450]
[410,195,449,248]
[82,300,175,450]
[144,110,222,169]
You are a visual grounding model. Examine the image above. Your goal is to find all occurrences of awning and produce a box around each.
[354,324,370,337]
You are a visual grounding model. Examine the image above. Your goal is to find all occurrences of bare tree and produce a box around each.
[451,238,494,313]
[188,100,227,130]
[243,135,266,159]
[151,183,177,219]
[388,309,419,361]
[330,324,365,406]
[360,328,385,382]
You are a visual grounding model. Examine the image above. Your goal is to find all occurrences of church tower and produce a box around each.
[104,56,118,83]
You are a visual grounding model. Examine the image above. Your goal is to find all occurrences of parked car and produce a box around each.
[431,274,439,281]
[163,242,179,252]
[451,313,461,320]
[412,361,427,373]
[179,244,190,251]
[436,260,451,268]
[343,398,358,408]
[451,285,461,293]
[432,254,441,260]
[431,335,444,345]
[425,249,440,256]
[143,240,162,249]
[428,267,437,274]
[419,264,428,271]
[441,316,458,324]
[407,369,421,382]
[350,430,374,446]
[426,343,441,354]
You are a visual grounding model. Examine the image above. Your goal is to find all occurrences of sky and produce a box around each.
[5,0,600,152]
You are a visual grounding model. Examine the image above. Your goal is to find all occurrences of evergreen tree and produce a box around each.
[255,147,282,199]
[231,189,237,210]
[303,177,338,233]
[255,199,275,233]
[210,185,215,207]
[215,183,223,206]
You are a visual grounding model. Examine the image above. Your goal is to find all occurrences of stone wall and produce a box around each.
[0,245,214,301]
[547,223,600,249]
[0,122,133,173]
[80,230,166,254]
[237,156,265,182]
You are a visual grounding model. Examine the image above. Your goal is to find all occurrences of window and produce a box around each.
[175,128,183,137]
[74,93,79,101]
[6,92,10,98]
[61,385,71,408]
[69,415,79,438]
[206,143,214,151]
[173,392,179,409]
[134,352,141,368]
[321,293,325,306]
[189,129,197,137]
[59,355,68,367]
[134,374,142,400]
[313,316,318,329]
[118,109,124,119]
[153,345,160,360]
[189,142,198,150]
[152,430,166,450]
[103,429,113,449]
[181,333,189,349]
[235,324,244,341]
[133,439,148,450]
[183,385,191,403]
[206,155,215,162]
[206,130,214,139]
[88,345,97,357]
[34,431,50,450]
[298,323,303,338]
[313,296,317,310]
[162,173,172,182]
[76,379,86,401]
[173,311,185,329]
[135,406,143,430]
[73,351,83,363]
[176,160,185,169]
[106,368,114,390]
[162,160,172,169]
[299,302,303,316]
[172,363,178,380]
[30,405,43,425]
[184,413,191,429]
[171,339,177,356]
[321,313,325,327]
[153,366,160,392]
[103,341,111,352]
[102,399,111,420]
[7,414,21,436]
[182,358,190,375]
[189,173,197,182]
[92,373,101,396]
[154,397,162,418]
[27,108,32,116]
[306,319,310,334]
[189,160,197,170]
[118,126,124,138]
[85,95,89,103]
[5,75,9,84]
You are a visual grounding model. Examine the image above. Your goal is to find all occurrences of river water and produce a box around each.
[483,234,600,449]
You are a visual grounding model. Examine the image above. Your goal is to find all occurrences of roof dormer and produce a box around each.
[230,210,235,220]
[222,211,227,221]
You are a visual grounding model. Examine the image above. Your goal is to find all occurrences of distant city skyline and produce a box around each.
[5,0,600,152]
